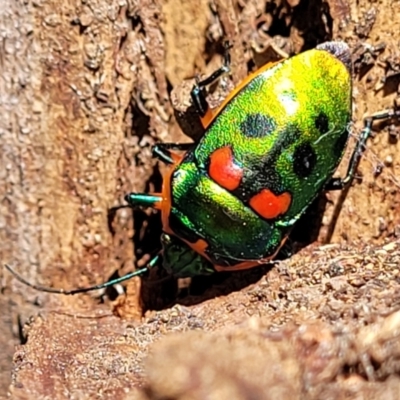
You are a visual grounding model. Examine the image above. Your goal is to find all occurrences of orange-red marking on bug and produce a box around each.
[209,146,243,191]
[249,189,291,220]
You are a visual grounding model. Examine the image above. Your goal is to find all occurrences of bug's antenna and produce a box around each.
[4,256,159,295]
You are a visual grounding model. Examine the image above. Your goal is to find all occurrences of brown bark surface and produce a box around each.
[0,0,399,398]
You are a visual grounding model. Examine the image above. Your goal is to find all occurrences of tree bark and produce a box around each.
[0,0,173,391]
[1,0,400,396]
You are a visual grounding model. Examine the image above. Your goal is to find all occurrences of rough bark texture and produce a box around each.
[0,0,399,398]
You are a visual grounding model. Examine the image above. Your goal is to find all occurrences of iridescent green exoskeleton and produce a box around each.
[5,41,399,295]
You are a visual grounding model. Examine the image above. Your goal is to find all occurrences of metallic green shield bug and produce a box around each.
[5,41,399,294]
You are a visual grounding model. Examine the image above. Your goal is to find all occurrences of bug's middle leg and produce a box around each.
[152,142,194,165]
[125,143,194,210]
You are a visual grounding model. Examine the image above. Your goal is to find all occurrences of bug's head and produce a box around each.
[316,41,352,74]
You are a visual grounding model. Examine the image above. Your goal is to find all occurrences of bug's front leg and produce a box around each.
[191,42,232,129]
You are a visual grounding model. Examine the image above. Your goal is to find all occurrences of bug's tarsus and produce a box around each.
[196,41,232,88]
[326,108,400,191]
[4,256,159,295]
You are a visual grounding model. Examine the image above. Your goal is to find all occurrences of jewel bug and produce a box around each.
[5,41,399,294]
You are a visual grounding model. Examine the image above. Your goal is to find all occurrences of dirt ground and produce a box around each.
[8,243,400,399]
[1,0,400,399]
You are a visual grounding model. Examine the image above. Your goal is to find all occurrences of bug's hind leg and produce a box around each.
[3,255,160,295]
[325,109,400,191]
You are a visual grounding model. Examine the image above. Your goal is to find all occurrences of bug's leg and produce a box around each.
[124,193,164,210]
[127,143,194,209]
[326,109,400,191]
[152,143,194,165]
[126,144,194,209]
[191,41,232,129]
[4,255,160,295]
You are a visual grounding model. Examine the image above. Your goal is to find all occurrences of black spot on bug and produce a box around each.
[333,129,349,158]
[234,123,302,202]
[240,113,276,139]
[293,142,317,178]
[315,112,329,135]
